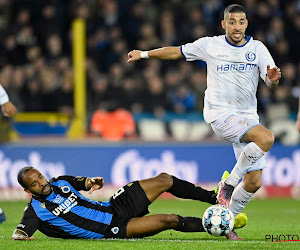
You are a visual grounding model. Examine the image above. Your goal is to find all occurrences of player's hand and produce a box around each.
[1,101,17,117]
[127,50,142,63]
[12,235,34,241]
[267,65,281,82]
[11,230,34,240]
[88,177,104,194]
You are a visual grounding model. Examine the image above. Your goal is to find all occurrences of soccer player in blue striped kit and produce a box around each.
[12,166,221,240]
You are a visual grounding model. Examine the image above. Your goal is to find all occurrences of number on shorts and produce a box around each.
[112,187,125,199]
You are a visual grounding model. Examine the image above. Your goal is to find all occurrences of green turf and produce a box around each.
[1,199,300,249]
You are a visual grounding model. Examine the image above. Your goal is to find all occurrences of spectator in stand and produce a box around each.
[90,100,136,141]
[168,84,196,114]
[142,76,168,118]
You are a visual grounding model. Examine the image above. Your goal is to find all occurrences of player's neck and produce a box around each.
[226,35,247,46]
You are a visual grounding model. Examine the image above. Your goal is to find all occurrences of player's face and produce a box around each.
[222,12,248,45]
[23,169,52,197]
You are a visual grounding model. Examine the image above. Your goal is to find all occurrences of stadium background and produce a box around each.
[0,0,299,202]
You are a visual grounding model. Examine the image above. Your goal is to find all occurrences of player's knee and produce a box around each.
[260,130,275,151]
[156,173,173,188]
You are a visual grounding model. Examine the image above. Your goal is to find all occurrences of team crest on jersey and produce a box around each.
[111,227,119,234]
[245,52,256,62]
[60,186,71,193]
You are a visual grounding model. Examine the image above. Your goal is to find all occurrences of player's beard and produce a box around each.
[32,183,52,197]
[229,32,245,44]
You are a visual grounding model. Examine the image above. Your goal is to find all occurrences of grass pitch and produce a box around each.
[0,199,300,249]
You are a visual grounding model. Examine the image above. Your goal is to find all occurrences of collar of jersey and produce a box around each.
[225,35,251,47]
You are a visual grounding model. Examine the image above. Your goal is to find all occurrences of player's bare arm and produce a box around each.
[265,64,281,88]
[127,47,182,63]
[86,177,104,194]
[11,229,34,241]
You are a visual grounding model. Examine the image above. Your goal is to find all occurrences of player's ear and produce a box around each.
[24,188,31,194]
[221,20,226,30]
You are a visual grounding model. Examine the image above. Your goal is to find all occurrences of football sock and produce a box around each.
[229,182,254,217]
[175,215,205,232]
[225,142,266,187]
[168,176,217,204]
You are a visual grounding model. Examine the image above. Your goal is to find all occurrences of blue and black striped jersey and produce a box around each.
[16,176,115,239]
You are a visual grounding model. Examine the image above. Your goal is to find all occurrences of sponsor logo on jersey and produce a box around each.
[245,52,256,62]
[217,54,229,58]
[53,194,64,204]
[52,193,78,216]
[217,63,256,72]
[18,224,25,228]
[75,176,85,181]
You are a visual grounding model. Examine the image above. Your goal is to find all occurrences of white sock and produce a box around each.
[229,182,254,217]
[225,142,266,187]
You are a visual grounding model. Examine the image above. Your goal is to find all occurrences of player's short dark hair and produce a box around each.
[224,4,246,19]
[18,166,35,188]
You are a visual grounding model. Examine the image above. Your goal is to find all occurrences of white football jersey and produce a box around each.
[181,35,275,123]
[0,84,9,105]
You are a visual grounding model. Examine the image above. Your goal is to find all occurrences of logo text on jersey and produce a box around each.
[217,63,256,72]
[52,193,78,216]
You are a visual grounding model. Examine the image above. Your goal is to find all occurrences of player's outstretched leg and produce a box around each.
[139,173,216,204]
[126,214,205,238]
[214,171,248,230]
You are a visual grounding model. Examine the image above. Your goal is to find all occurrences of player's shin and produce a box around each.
[168,176,217,204]
[226,142,266,187]
[174,215,205,232]
[229,182,254,217]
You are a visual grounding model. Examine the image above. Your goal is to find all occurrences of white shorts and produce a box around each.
[210,114,266,172]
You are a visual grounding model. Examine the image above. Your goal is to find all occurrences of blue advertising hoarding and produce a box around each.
[0,143,299,189]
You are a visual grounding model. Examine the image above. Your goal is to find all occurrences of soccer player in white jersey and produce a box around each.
[127,4,281,240]
[0,84,17,117]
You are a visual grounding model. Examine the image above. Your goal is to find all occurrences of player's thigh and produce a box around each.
[210,114,259,143]
[126,214,177,238]
[139,173,173,202]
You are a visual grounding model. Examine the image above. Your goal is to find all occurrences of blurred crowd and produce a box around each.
[0,0,299,129]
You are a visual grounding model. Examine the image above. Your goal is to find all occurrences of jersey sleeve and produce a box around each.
[0,84,9,105]
[180,37,210,62]
[257,42,276,81]
[50,175,89,191]
[16,204,40,237]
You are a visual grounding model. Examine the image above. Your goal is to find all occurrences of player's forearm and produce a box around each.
[147,47,183,60]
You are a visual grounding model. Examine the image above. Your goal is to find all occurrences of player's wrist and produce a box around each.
[140,51,150,59]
